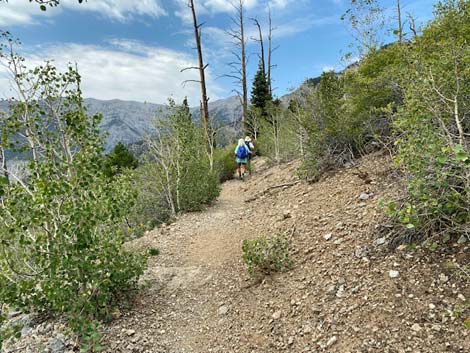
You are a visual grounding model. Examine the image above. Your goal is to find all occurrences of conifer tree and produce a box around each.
[250,59,271,112]
[103,142,139,178]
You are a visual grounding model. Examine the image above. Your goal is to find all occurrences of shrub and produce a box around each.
[385,1,470,239]
[214,144,238,182]
[0,41,146,349]
[257,101,298,164]
[148,248,160,256]
[146,99,220,216]
[124,163,173,237]
[296,45,402,180]
[241,233,293,278]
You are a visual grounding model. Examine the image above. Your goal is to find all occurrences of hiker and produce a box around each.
[244,136,255,174]
[235,138,249,180]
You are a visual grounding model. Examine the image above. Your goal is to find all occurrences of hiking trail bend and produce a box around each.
[101,154,470,353]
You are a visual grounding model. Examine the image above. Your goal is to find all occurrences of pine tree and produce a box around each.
[103,142,138,178]
[182,97,192,123]
[250,59,271,112]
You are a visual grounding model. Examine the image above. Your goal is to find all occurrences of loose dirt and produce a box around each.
[100,151,470,353]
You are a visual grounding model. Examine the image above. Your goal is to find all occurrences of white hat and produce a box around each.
[245,136,251,142]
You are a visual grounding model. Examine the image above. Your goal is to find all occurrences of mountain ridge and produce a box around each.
[0,95,243,152]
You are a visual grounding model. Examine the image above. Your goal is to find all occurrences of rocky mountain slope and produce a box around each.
[4,151,469,352]
[0,96,242,153]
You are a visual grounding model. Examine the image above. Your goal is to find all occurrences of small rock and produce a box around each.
[336,285,345,298]
[375,237,386,245]
[457,235,467,244]
[326,284,336,295]
[389,270,400,278]
[20,322,34,337]
[288,336,294,345]
[323,233,332,241]
[304,247,314,255]
[218,305,229,316]
[7,311,22,319]
[311,306,321,314]
[48,334,66,353]
[411,324,422,332]
[126,329,136,336]
[272,310,282,320]
[112,308,121,320]
[359,193,371,200]
[282,210,292,219]
[439,273,449,283]
[458,294,466,301]
[303,325,312,334]
[429,303,436,310]
[326,336,337,347]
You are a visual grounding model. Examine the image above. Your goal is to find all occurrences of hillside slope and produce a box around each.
[101,151,469,353]
[3,152,469,352]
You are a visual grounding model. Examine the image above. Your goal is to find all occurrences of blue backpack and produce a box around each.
[236,145,248,159]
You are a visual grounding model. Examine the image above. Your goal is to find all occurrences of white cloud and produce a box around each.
[0,40,226,104]
[62,0,167,21]
[265,14,339,39]
[0,0,167,26]
[0,1,56,26]
[175,0,258,23]
[202,0,258,13]
[268,0,293,10]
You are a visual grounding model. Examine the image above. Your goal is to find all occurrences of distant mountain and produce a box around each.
[280,76,320,106]
[0,96,243,153]
[85,96,242,151]
[83,98,166,151]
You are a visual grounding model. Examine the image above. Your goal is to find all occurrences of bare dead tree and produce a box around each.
[225,0,248,134]
[408,13,418,39]
[251,18,266,75]
[267,6,279,96]
[396,0,403,43]
[0,145,7,181]
[185,0,211,153]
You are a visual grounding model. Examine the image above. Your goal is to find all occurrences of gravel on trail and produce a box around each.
[3,151,469,353]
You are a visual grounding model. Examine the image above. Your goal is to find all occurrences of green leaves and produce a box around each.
[453,145,468,162]
[0,49,146,350]
[242,233,293,278]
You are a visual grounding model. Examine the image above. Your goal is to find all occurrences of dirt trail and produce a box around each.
[102,177,260,353]
[101,154,470,353]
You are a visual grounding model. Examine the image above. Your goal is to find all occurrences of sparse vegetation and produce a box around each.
[242,232,293,278]
[1,0,470,351]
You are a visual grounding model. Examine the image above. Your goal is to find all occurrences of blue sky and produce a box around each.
[0,0,434,105]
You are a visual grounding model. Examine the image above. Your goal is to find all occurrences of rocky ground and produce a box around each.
[2,151,470,352]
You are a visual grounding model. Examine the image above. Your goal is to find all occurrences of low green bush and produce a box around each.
[148,248,160,256]
[214,144,238,182]
[124,163,173,237]
[241,233,293,278]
